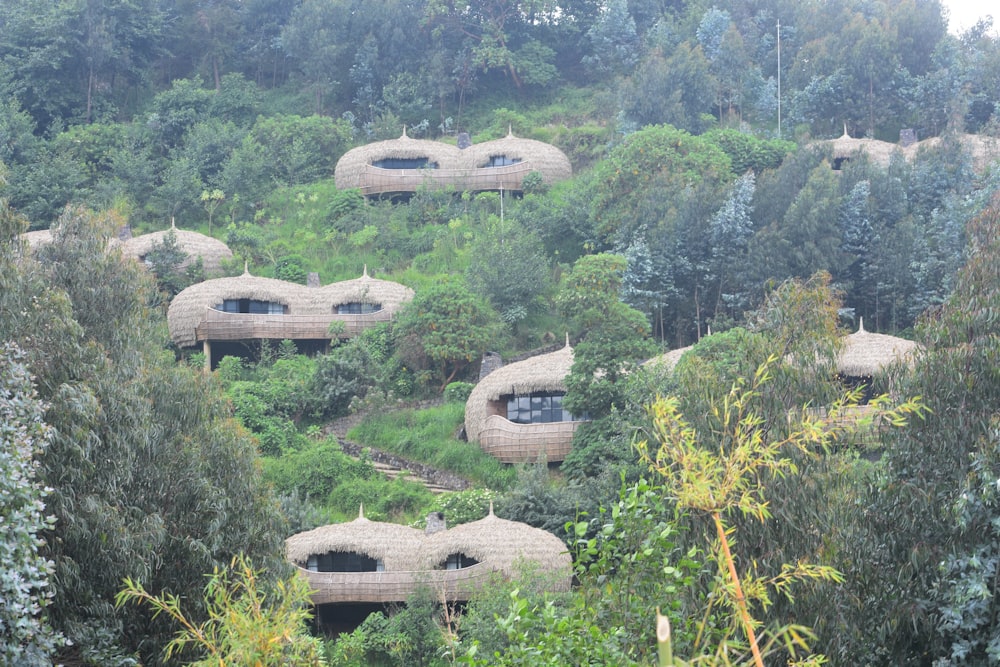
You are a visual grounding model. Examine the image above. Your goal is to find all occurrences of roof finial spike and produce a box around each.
[508,123,513,137]
[707,324,712,336]
[565,332,571,348]
[402,125,408,139]
[488,501,495,516]
[171,216,176,229]
[359,503,365,519]
[243,260,249,275]
[362,264,368,278]
[858,316,865,333]
[843,122,850,138]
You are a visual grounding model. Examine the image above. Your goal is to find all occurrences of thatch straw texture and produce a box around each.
[20,229,53,249]
[479,416,580,463]
[286,506,570,604]
[335,128,464,190]
[464,343,575,444]
[166,268,413,348]
[335,128,572,194]
[123,227,233,275]
[643,344,693,374]
[825,130,900,167]
[424,508,571,587]
[466,131,573,184]
[818,130,1000,172]
[836,318,921,377]
[286,513,424,570]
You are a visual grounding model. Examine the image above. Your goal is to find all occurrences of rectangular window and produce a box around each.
[506,392,576,424]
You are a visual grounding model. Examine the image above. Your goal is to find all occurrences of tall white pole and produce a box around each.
[777,19,781,139]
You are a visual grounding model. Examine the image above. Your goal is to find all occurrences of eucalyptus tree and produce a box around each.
[1,205,287,664]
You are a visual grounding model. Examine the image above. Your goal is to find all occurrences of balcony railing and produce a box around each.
[195,307,392,341]
[298,563,493,604]
[360,162,532,196]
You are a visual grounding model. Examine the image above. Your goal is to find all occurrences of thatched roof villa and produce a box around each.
[464,341,586,464]
[167,266,413,367]
[819,129,1000,171]
[836,317,921,380]
[286,506,571,610]
[21,222,234,277]
[123,223,234,276]
[335,128,572,197]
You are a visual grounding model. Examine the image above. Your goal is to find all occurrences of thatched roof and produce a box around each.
[285,507,424,570]
[322,266,416,308]
[335,128,464,190]
[464,342,575,443]
[166,267,414,348]
[643,344,693,374]
[836,318,921,377]
[466,130,573,184]
[825,129,900,167]
[285,505,570,587]
[123,224,233,275]
[423,506,571,582]
[20,229,53,249]
[335,128,573,191]
[818,130,1000,172]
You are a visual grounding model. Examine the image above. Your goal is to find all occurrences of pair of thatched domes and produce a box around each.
[167,267,414,350]
[285,506,571,605]
[21,222,234,276]
[335,129,573,196]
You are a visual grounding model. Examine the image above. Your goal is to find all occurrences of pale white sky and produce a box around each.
[941,0,995,35]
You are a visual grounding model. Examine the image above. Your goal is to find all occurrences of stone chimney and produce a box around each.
[307,272,320,288]
[425,511,447,535]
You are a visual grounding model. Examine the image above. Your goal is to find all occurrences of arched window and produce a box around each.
[336,302,383,315]
[441,553,479,570]
[214,299,286,314]
[373,157,437,170]
[306,551,385,572]
[485,155,522,167]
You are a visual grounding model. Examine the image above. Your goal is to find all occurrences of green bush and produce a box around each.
[443,381,474,404]
[262,437,373,502]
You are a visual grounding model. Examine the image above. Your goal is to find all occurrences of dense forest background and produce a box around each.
[3,0,1000,665]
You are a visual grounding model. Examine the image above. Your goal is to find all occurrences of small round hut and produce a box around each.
[123,224,234,276]
[643,344,693,375]
[323,266,416,333]
[464,341,584,464]
[19,229,53,249]
[836,317,921,401]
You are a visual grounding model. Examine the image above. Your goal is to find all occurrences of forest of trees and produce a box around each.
[2,0,1000,664]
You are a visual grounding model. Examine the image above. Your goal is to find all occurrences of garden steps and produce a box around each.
[323,401,471,495]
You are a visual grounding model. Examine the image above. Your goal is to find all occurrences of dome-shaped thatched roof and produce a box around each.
[643,344,693,374]
[167,268,414,348]
[123,225,233,275]
[464,342,574,443]
[825,129,900,167]
[424,506,571,583]
[335,128,463,190]
[836,318,921,377]
[285,507,424,571]
[335,128,573,192]
[323,266,416,309]
[285,506,570,589]
[466,130,573,184]
[20,229,53,249]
